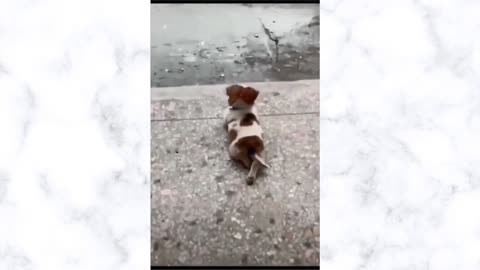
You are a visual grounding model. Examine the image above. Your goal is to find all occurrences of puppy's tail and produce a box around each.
[248,149,270,168]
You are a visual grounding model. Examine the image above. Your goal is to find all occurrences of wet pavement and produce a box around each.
[151,4,319,87]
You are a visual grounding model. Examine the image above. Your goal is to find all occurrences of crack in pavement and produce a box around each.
[259,20,280,63]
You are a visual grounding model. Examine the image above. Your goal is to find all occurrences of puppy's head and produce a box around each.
[226,84,259,108]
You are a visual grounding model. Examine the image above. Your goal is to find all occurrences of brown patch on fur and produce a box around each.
[226,84,259,106]
[226,84,242,97]
[234,135,264,157]
[240,113,259,126]
[228,129,238,143]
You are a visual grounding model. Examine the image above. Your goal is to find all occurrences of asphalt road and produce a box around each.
[151,4,319,87]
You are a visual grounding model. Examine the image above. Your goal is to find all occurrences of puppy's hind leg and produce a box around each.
[229,145,252,169]
[239,155,252,169]
[246,160,260,185]
[246,151,268,185]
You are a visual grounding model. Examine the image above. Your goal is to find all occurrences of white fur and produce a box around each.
[223,105,264,157]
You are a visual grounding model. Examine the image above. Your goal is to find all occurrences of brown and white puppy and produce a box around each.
[223,84,270,185]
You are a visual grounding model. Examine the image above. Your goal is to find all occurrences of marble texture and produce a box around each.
[320,0,480,269]
[0,1,149,269]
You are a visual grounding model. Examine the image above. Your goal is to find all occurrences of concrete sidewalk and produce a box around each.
[151,80,319,266]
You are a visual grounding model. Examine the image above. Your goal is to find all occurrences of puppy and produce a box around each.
[223,84,270,185]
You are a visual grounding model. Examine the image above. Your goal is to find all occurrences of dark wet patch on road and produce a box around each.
[151,15,319,87]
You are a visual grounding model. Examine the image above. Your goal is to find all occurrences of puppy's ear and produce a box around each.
[241,87,259,105]
[226,84,242,96]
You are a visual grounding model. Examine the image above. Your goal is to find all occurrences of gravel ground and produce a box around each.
[151,80,319,266]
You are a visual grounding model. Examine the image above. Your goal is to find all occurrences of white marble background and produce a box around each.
[320,0,480,269]
[0,0,149,269]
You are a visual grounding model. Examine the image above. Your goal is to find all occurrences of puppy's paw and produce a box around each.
[246,176,255,185]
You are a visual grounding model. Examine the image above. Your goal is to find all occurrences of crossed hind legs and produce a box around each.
[229,146,265,185]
